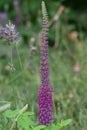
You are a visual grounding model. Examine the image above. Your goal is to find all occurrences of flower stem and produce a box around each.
[16,43,23,70]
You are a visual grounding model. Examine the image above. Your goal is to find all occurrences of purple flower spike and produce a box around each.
[38,1,53,126]
[38,86,53,125]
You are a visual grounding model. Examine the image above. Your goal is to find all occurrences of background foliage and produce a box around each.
[0,0,87,130]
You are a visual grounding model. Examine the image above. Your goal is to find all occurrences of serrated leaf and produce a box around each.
[56,119,72,129]
[3,109,19,118]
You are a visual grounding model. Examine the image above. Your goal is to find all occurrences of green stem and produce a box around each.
[16,43,23,69]
[10,45,13,64]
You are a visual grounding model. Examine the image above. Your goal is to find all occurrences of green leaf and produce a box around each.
[3,109,19,118]
[17,116,29,130]
[34,125,46,130]
[44,124,58,130]
[56,119,72,129]
[22,111,34,116]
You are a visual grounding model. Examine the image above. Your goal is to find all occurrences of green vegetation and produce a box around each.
[0,0,87,130]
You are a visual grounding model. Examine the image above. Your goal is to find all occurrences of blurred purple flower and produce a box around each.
[0,12,7,25]
[13,0,22,26]
[14,15,21,26]
[13,0,19,6]
[0,21,19,44]
[0,27,6,37]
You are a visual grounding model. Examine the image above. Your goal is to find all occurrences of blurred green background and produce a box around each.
[0,0,87,129]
